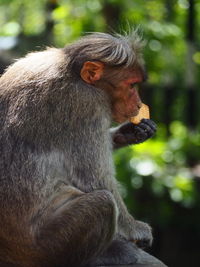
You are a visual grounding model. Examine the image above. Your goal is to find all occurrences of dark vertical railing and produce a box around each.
[185,0,198,128]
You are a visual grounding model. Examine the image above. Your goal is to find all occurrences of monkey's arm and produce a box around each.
[111,186,153,248]
[110,119,156,149]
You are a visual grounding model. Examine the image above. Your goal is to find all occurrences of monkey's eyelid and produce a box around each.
[130,83,139,88]
[130,82,136,86]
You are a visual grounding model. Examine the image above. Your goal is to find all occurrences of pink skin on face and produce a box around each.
[112,74,143,123]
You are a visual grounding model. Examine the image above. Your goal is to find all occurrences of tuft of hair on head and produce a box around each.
[67,29,145,74]
[115,27,145,66]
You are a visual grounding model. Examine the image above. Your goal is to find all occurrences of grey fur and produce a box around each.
[69,31,144,67]
[0,32,153,267]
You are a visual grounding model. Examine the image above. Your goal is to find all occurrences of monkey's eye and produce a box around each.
[130,83,139,89]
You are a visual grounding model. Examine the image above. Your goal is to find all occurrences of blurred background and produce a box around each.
[0,0,200,266]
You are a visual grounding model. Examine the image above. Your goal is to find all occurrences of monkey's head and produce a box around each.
[71,32,146,124]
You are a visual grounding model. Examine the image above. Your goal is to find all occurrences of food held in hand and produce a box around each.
[130,103,150,124]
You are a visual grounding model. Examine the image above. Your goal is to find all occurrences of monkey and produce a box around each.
[0,32,164,267]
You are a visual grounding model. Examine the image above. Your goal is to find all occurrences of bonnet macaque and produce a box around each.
[0,32,162,267]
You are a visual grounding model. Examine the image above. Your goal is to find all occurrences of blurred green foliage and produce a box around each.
[1,0,200,83]
[114,121,199,214]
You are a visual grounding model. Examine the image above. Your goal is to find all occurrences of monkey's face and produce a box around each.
[80,61,143,124]
[109,69,143,123]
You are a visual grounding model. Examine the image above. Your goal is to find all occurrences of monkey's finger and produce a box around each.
[135,126,149,135]
[125,132,148,144]
[132,239,151,249]
[136,123,156,137]
[119,122,136,134]
[141,119,157,131]
[136,239,152,249]
[134,125,151,137]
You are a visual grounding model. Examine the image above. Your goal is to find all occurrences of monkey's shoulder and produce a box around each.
[1,48,68,82]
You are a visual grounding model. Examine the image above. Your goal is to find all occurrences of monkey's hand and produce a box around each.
[119,217,153,249]
[112,119,156,149]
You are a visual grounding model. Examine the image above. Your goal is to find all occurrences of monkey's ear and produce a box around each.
[80,61,104,84]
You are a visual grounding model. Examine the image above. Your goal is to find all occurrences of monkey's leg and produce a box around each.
[34,188,118,267]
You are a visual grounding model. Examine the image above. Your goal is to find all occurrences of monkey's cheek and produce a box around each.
[114,118,126,124]
[112,113,127,124]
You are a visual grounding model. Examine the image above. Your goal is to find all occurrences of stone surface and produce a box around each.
[97,248,167,267]
[84,241,167,267]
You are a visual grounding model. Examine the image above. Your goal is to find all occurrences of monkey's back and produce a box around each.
[0,45,114,192]
[0,47,68,206]
[0,45,116,265]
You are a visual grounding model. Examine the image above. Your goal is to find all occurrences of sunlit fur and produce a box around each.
[65,31,144,72]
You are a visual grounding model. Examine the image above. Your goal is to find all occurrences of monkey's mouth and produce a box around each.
[127,108,140,118]
[114,109,139,123]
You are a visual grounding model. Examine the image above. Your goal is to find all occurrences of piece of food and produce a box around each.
[130,103,150,124]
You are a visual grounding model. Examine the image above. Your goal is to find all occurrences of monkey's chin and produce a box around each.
[113,115,130,124]
[112,109,139,123]
[131,109,140,117]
